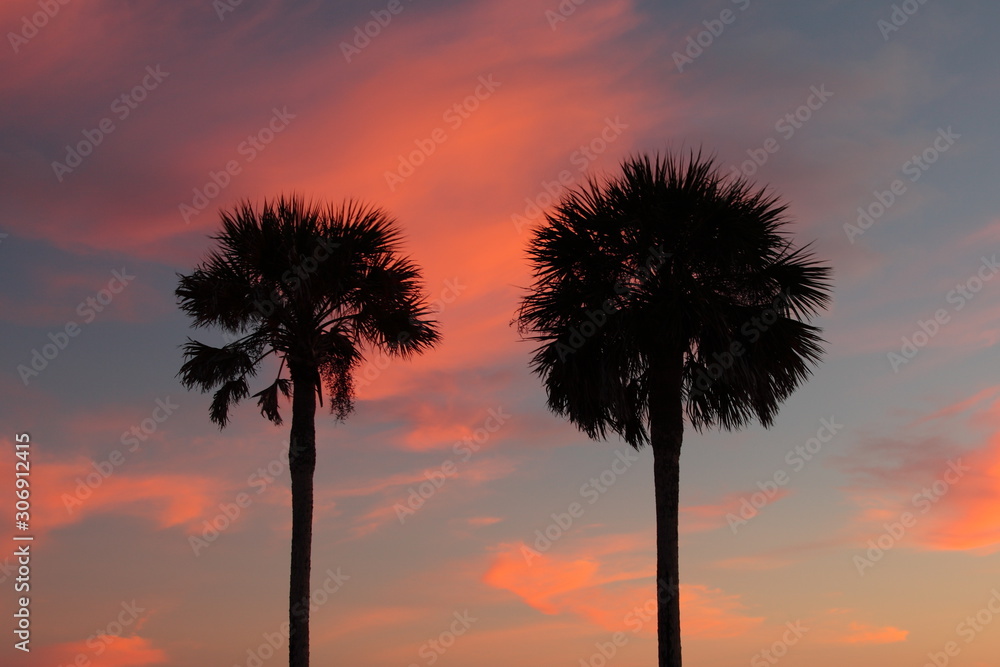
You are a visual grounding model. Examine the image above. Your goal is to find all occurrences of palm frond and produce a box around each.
[210,378,251,428]
[252,377,292,425]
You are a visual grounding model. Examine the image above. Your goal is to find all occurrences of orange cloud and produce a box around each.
[912,385,1000,425]
[810,609,908,645]
[35,635,167,667]
[0,449,223,536]
[484,546,605,615]
[1,0,663,276]
[326,456,521,539]
[314,606,424,643]
[680,488,793,534]
[680,585,765,640]
[837,621,909,645]
[482,539,763,638]
[837,425,1000,553]
[465,516,503,527]
[916,435,1000,552]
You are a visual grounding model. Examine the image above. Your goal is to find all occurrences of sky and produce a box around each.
[2,0,1000,665]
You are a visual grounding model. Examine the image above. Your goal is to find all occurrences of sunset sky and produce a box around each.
[3,1,1000,665]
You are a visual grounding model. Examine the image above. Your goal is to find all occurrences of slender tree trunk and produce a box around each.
[288,369,317,667]
[649,354,685,667]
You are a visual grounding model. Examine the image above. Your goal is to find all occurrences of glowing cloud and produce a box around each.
[482,540,763,638]
[35,635,167,667]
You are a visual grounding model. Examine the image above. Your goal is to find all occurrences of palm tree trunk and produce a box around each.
[649,355,685,667]
[288,369,317,667]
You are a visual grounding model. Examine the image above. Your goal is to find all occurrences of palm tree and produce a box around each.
[515,151,831,667]
[176,194,439,667]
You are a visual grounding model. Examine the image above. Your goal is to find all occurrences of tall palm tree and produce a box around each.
[176,195,439,667]
[516,151,831,667]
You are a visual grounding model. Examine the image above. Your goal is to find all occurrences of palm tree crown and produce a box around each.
[177,194,440,424]
[517,151,832,446]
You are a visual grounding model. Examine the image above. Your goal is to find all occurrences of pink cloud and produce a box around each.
[0,446,225,536]
[836,621,909,645]
[835,424,1000,553]
[912,385,1000,425]
[313,606,425,643]
[324,456,521,539]
[482,538,763,638]
[34,634,167,667]
[465,516,503,527]
[810,609,909,645]
[1,0,664,274]
[680,487,793,534]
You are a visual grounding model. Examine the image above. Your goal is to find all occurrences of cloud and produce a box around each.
[314,606,425,644]
[482,537,763,638]
[679,584,765,640]
[34,635,167,667]
[911,385,1000,425]
[680,488,793,534]
[0,0,662,272]
[836,621,909,645]
[326,456,521,539]
[833,391,1000,553]
[811,609,909,645]
[464,516,503,527]
[0,448,223,536]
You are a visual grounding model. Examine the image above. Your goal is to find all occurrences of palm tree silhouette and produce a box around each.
[176,195,440,667]
[516,151,832,667]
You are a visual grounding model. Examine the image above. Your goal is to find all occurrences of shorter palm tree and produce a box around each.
[516,151,832,667]
[176,194,439,667]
